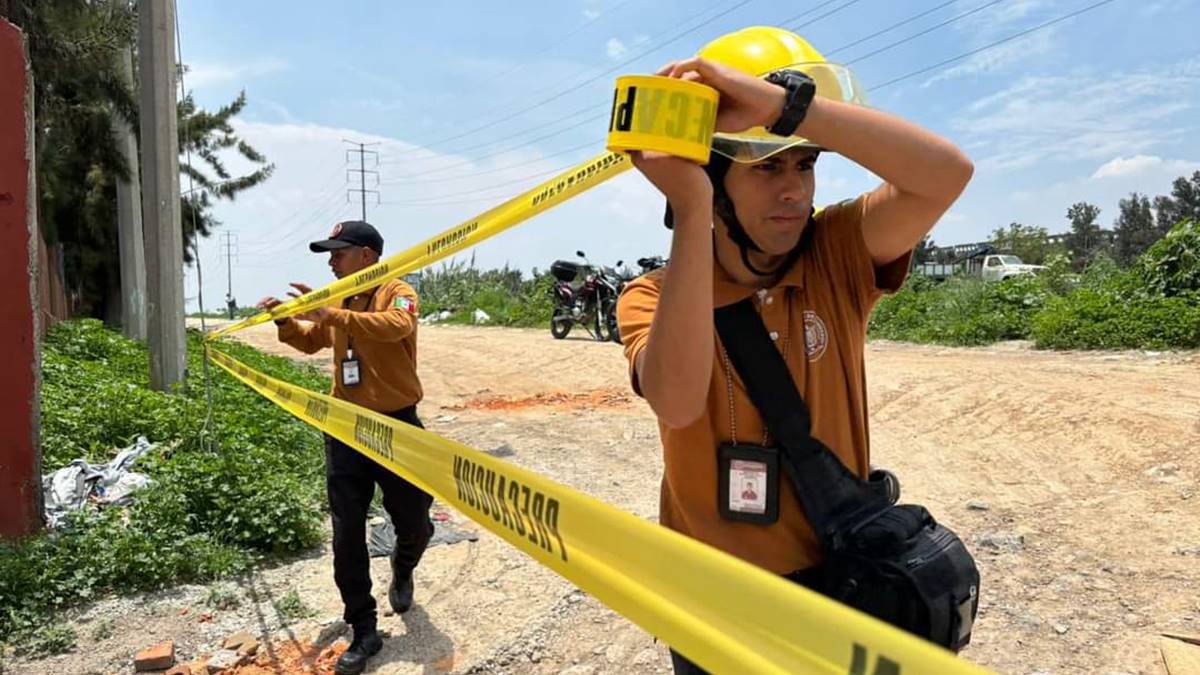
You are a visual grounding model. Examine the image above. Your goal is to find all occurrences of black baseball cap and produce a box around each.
[309,220,384,255]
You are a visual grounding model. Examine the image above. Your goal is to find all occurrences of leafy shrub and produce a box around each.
[1138,220,1200,297]
[1,320,332,651]
[272,588,315,624]
[417,258,557,327]
[870,274,1048,346]
[1031,281,1200,350]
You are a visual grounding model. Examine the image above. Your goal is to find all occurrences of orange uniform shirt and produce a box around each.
[278,279,422,413]
[617,196,911,574]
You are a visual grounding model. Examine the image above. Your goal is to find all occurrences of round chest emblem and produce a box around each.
[803,310,828,362]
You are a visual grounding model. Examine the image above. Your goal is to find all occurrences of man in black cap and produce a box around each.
[258,220,432,675]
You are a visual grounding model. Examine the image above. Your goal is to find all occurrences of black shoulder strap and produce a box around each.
[714,298,885,546]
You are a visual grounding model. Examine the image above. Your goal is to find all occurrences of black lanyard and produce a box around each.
[342,286,379,356]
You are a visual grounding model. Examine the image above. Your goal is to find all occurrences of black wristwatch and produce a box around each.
[765,70,817,137]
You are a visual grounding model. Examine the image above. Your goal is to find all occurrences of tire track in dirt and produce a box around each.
[22,323,1195,674]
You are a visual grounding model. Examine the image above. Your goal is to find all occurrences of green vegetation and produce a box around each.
[872,221,1200,350]
[416,258,556,327]
[0,321,330,653]
[272,588,317,625]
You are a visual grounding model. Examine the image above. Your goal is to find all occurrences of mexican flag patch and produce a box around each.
[394,296,417,314]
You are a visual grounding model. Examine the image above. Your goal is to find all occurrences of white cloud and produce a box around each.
[185,119,670,312]
[924,1,1105,87]
[185,57,288,89]
[923,29,1057,87]
[583,9,600,19]
[1092,155,1200,179]
[1092,155,1162,179]
[952,56,1200,172]
[1140,0,1191,15]
[606,37,627,59]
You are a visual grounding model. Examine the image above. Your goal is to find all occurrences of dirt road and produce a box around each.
[18,323,1200,675]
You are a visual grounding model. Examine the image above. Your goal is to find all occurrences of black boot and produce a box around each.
[388,571,414,614]
[335,625,383,675]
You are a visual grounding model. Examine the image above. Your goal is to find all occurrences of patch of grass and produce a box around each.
[205,585,242,611]
[89,619,114,642]
[16,623,76,658]
[272,589,315,625]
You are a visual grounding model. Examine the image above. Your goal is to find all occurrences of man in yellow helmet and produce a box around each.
[616,27,975,673]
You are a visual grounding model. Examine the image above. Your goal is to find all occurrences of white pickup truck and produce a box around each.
[915,253,1047,282]
[979,254,1047,281]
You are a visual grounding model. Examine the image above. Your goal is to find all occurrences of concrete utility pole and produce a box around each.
[344,139,379,221]
[138,0,186,391]
[112,44,147,341]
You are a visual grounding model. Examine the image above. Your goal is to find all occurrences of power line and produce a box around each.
[220,231,238,302]
[344,139,380,221]
[386,0,858,171]
[385,0,1122,211]
[376,101,596,168]
[243,201,357,267]
[238,192,351,256]
[826,0,958,56]
[236,161,348,247]
[377,1,971,195]
[868,0,1121,92]
[382,137,604,187]
[379,103,605,179]
[845,0,1006,66]
[386,0,754,159]
[380,0,869,189]
[380,164,576,206]
[783,0,865,31]
[487,0,640,83]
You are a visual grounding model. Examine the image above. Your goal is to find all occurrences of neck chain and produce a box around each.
[720,288,794,447]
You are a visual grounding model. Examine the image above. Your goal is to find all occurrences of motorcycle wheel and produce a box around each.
[551,313,572,340]
[593,307,612,342]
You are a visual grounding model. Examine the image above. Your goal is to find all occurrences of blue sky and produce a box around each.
[177,0,1200,310]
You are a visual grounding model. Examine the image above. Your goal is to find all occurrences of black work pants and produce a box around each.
[325,405,433,631]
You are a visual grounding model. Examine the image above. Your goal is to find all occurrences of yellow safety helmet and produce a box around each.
[698,26,865,163]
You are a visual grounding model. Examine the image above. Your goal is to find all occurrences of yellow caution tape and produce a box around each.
[606,75,719,164]
[206,152,633,340]
[207,346,991,675]
[208,79,719,341]
[204,68,991,674]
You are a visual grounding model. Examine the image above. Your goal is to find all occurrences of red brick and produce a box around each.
[134,640,176,671]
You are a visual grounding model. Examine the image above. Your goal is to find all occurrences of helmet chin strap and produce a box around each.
[717,192,814,279]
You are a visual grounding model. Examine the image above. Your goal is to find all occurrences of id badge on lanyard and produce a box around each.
[341,348,361,387]
[340,289,376,388]
[718,443,780,524]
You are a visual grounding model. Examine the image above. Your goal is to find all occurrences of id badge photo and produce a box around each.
[717,444,780,525]
[341,351,361,387]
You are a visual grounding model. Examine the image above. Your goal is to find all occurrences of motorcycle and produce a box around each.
[549,251,623,343]
[636,256,667,274]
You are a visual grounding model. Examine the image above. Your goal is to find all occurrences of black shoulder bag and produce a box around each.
[715,298,980,651]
